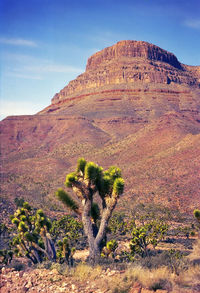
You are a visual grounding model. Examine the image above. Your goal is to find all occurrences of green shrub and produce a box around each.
[130,220,168,258]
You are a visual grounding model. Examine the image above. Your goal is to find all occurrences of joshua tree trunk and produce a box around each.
[81,198,100,263]
[44,234,57,261]
[82,196,117,263]
[89,241,101,264]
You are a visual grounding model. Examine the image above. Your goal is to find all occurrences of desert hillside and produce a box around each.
[0,40,200,216]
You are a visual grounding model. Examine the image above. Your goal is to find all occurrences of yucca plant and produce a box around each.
[56,158,124,263]
[10,202,56,264]
[101,239,118,259]
[193,209,200,238]
[56,237,75,265]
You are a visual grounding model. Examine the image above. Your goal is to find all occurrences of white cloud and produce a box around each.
[24,64,83,74]
[184,19,200,29]
[7,72,43,80]
[3,53,83,80]
[0,100,45,120]
[3,52,38,63]
[0,37,37,47]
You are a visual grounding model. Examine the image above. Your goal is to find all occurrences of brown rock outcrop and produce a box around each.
[86,40,182,70]
[50,40,200,106]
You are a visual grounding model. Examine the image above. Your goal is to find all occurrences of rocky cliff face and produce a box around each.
[50,41,200,106]
[86,40,182,70]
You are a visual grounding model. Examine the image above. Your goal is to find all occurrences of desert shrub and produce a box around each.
[14,197,25,207]
[0,248,13,265]
[130,220,168,258]
[149,278,170,291]
[10,202,56,264]
[12,261,26,271]
[0,222,8,237]
[108,212,128,237]
[190,231,195,237]
[51,215,83,246]
[56,238,75,265]
[36,260,53,270]
[133,249,187,273]
[167,249,188,275]
[118,250,134,262]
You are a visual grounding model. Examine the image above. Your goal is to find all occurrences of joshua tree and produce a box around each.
[56,158,124,263]
[10,202,56,264]
[56,237,75,265]
[193,209,200,238]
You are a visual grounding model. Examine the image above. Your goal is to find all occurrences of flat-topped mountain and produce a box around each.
[46,40,199,108]
[0,41,200,217]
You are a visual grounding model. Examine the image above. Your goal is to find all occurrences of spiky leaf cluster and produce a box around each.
[106,239,118,252]
[62,158,124,200]
[194,209,200,221]
[99,166,124,198]
[56,188,79,213]
[76,157,87,173]
[65,172,78,188]
[193,209,200,231]
[113,177,124,197]
[101,239,118,258]
[84,162,102,183]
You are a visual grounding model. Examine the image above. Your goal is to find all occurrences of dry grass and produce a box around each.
[124,266,171,290]
[174,265,200,288]
[106,263,200,292]
[35,258,200,292]
[36,240,200,292]
[71,263,103,282]
[173,240,200,289]
[188,239,200,262]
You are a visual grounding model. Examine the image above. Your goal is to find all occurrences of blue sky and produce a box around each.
[0,0,200,120]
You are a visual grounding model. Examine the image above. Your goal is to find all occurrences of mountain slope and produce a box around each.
[0,40,200,216]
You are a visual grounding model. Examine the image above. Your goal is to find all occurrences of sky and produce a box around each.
[0,0,200,120]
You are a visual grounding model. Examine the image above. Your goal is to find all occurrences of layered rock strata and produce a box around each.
[50,40,200,106]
